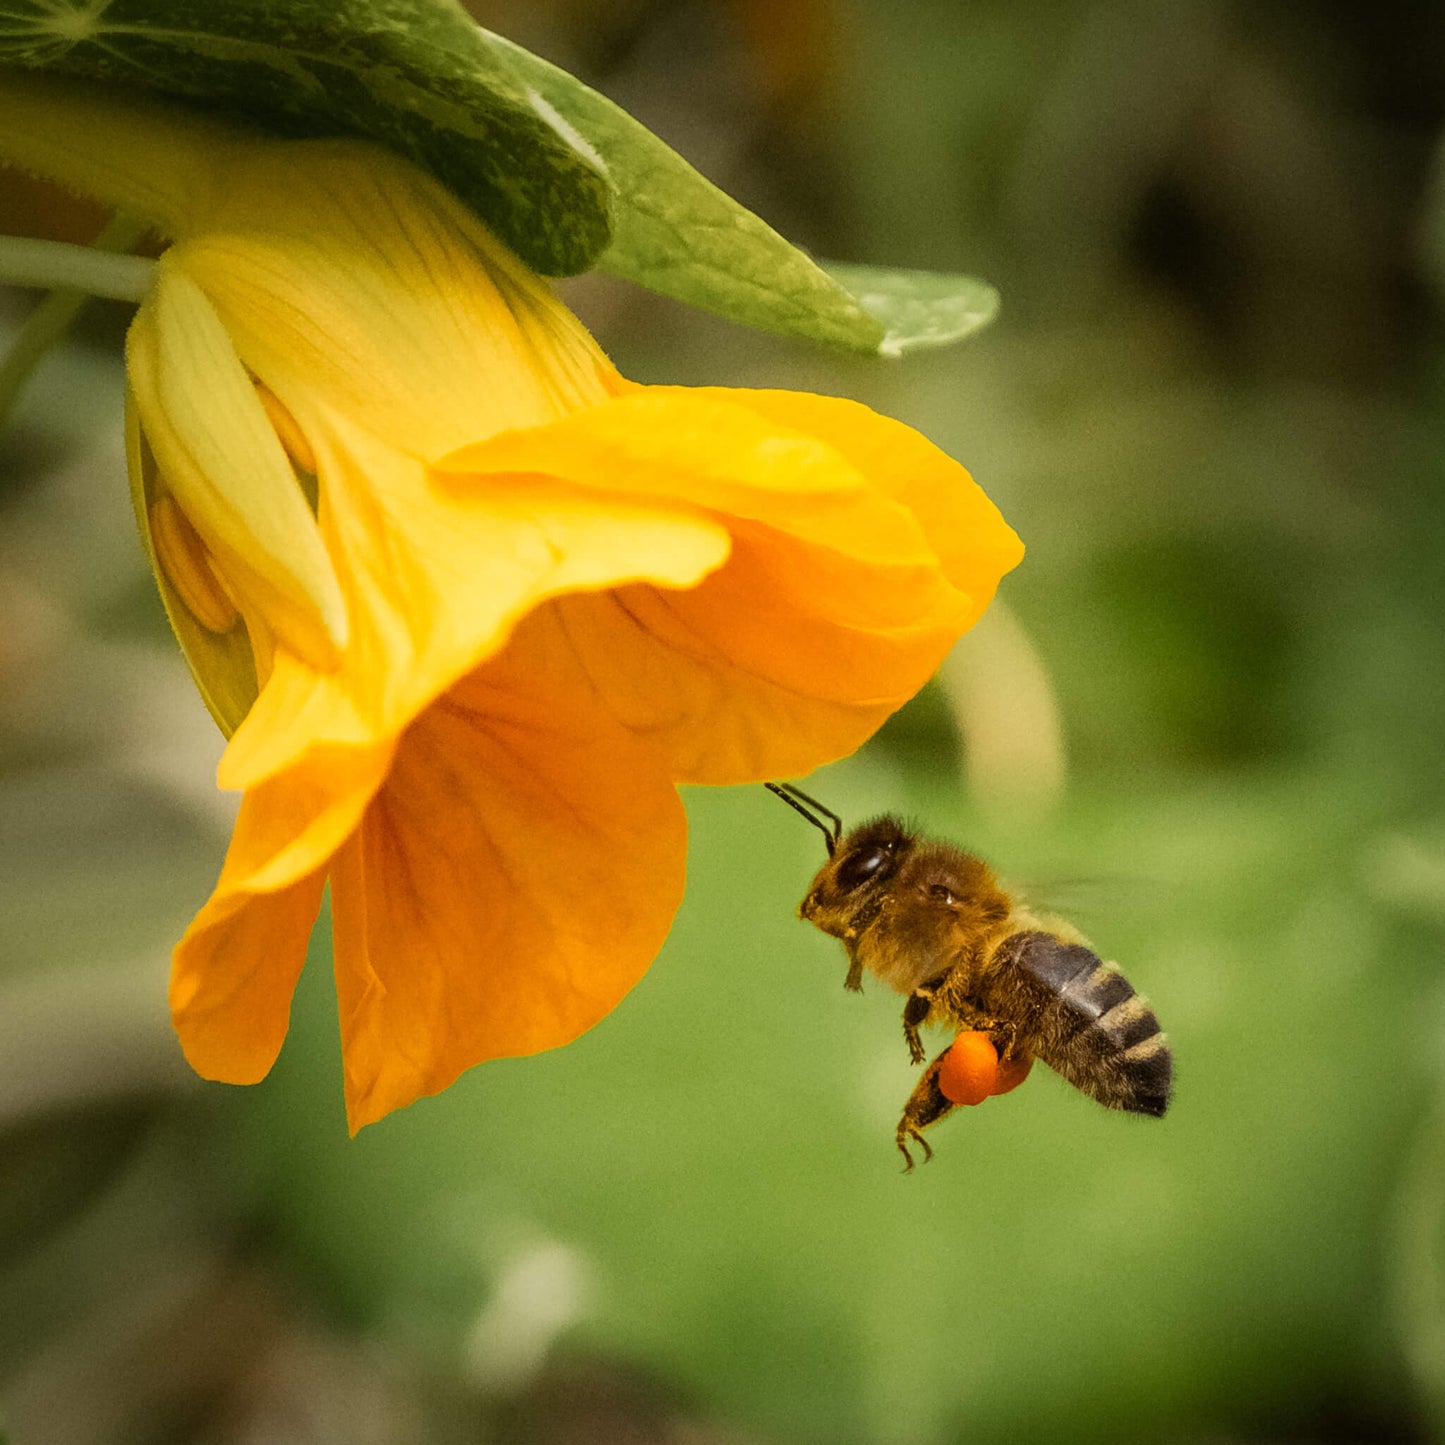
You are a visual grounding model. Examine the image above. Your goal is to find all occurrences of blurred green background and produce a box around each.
[4,2,1445,1441]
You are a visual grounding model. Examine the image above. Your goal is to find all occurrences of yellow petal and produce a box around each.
[128,256,349,671]
[217,409,731,791]
[330,646,687,1132]
[0,72,228,236]
[169,146,619,460]
[439,386,944,569]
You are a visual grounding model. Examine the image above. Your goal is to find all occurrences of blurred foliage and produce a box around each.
[3,1,1445,1442]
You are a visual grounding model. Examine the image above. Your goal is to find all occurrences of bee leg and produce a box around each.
[896,1128,933,1173]
[894,1052,955,1172]
[989,1019,1020,1060]
[902,994,931,1065]
[902,975,948,1065]
[844,956,864,992]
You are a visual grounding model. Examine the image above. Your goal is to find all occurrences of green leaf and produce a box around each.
[824,264,1001,356]
[0,3,1000,353]
[487,32,889,354]
[0,0,610,276]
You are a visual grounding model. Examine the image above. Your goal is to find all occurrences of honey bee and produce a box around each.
[767,782,1172,1169]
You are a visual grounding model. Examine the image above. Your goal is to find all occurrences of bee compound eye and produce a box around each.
[836,846,890,891]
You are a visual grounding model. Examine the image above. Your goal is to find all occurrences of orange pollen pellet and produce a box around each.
[149,494,240,634]
[255,382,317,477]
[990,1053,1035,1098]
[938,1031,999,1107]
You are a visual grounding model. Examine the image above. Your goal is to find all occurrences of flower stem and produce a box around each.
[0,214,152,435]
[0,230,155,301]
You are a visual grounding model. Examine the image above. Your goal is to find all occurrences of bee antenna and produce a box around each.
[764,781,843,856]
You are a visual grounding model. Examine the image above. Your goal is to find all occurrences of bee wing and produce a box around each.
[1001,872,1177,942]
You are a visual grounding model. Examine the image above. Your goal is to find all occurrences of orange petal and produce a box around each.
[218,410,729,791]
[170,863,326,1084]
[170,737,394,1082]
[516,591,921,784]
[438,386,1021,783]
[329,642,687,1132]
[700,387,1024,597]
[220,741,395,892]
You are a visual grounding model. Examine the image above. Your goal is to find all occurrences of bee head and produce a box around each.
[802,816,911,923]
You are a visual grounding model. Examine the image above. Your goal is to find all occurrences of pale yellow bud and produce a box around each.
[127,254,348,671]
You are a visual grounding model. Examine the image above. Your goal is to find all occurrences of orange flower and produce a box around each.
[0,75,1023,1129]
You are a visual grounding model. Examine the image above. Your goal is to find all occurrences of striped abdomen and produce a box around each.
[982,931,1172,1116]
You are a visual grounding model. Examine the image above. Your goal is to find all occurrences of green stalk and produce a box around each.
[0,229,154,300]
[0,214,153,435]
